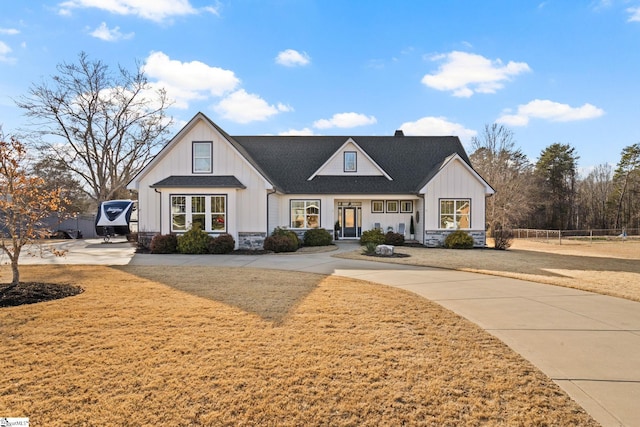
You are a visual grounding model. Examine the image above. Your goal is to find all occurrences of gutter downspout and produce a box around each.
[266,188,277,236]
[154,188,162,234]
[418,193,425,245]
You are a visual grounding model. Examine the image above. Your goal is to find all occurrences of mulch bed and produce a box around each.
[0,282,84,307]
[363,253,411,258]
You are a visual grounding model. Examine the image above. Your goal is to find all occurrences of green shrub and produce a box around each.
[208,233,236,254]
[177,223,210,254]
[444,229,474,249]
[362,241,378,255]
[303,228,333,246]
[384,231,405,246]
[150,234,178,254]
[263,235,298,253]
[271,226,300,248]
[360,228,385,246]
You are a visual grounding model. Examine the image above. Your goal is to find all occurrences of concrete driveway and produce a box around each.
[13,238,640,426]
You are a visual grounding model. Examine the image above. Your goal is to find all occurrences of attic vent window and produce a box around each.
[394,130,404,137]
[344,151,357,172]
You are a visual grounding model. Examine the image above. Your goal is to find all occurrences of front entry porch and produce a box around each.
[336,202,362,239]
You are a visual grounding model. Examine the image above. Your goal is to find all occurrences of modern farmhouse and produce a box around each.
[127,112,494,249]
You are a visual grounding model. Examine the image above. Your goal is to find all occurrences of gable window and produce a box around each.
[291,200,320,229]
[344,151,357,172]
[170,195,227,233]
[193,141,212,173]
[440,199,471,229]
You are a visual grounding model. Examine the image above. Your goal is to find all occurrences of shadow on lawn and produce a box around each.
[113,265,325,324]
[493,249,640,277]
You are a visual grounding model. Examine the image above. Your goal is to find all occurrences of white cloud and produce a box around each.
[627,7,640,22]
[497,99,605,126]
[143,51,240,108]
[313,112,377,129]
[0,41,15,63]
[275,49,311,67]
[279,127,315,136]
[90,22,134,41]
[399,116,477,143]
[58,0,218,22]
[421,51,531,97]
[214,89,287,123]
[0,28,20,35]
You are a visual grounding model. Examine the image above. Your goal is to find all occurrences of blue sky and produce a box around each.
[1,1,639,171]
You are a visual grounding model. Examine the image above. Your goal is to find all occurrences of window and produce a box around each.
[440,199,471,229]
[171,196,186,231]
[385,200,398,213]
[400,201,413,213]
[211,196,226,231]
[191,196,206,230]
[290,200,320,229]
[170,195,227,233]
[193,142,212,173]
[371,200,384,213]
[344,151,357,172]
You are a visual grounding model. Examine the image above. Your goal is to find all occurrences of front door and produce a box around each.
[343,207,357,238]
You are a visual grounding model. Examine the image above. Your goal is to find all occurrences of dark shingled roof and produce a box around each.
[230,135,471,194]
[151,175,246,189]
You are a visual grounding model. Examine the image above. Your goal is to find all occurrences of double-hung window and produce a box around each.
[193,141,212,173]
[170,195,227,233]
[290,200,320,229]
[440,199,471,229]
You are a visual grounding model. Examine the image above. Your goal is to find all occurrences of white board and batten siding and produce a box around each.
[314,140,385,177]
[420,157,489,247]
[134,118,271,236]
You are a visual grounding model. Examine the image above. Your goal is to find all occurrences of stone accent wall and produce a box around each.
[424,230,486,248]
[238,232,267,250]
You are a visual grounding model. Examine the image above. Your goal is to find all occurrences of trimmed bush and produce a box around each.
[384,231,405,246]
[360,228,385,246]
[150,234,178,254]
[272,227,300,245]
[177,224,210,254]
[208,233,236,254]
[303,228,333,246]
[264,235,298,253]
[444,229,474,249]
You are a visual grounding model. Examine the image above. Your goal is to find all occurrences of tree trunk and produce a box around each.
[11,258,20,285]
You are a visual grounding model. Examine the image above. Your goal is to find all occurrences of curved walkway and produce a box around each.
[18,239,640,426]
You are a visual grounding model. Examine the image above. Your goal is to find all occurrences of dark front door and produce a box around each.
[343,207,357,238]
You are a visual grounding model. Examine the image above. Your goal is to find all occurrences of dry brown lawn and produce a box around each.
[0,265,597,426]
[339,238,640,302]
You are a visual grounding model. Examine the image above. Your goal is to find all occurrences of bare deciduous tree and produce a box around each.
[15,51,173,207]
[470,124,534,236]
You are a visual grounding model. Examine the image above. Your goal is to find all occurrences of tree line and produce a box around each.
[471,124,640,235]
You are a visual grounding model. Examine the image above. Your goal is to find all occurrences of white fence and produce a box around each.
[512,228,639,243]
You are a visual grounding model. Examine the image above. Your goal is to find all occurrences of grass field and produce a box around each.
[339,238,640,302]
[0,264,597,426]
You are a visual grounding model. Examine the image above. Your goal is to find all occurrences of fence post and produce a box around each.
[559,229,562,245]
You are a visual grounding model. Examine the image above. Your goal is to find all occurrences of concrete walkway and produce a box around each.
[16,239,640,426]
